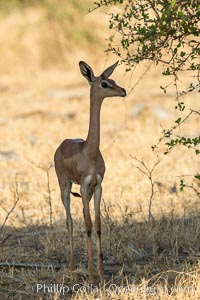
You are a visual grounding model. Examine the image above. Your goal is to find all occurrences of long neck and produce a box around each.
[84,91,103,160]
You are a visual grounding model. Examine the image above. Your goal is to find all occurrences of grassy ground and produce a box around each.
[0,2,200,299]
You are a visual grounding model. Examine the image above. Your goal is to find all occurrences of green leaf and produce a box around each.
[180,179,186,192]
[175,117,181,124]
[195,149,200,155]
[171,0,176,7]
[178,11,184,18]
[160,85,167,93]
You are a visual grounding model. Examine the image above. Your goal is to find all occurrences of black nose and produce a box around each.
[121,88,126,97]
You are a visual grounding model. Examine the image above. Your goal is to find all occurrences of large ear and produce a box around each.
[101,61,119,78]
[79,61,95,84]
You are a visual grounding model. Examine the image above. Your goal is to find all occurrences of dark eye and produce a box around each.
[101,82,108,89]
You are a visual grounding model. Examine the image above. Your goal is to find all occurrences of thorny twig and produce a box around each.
[128,62,153,96]
[178,175,200,199]
[130,155,160,222]
[183,184,200,199]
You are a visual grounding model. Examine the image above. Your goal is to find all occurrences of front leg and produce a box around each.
[80,182,94,284]
[94,175,104,284]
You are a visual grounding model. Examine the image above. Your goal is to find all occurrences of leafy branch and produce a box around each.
[179,175,200,198]
[152,109,200,155]
[92,0,199,191]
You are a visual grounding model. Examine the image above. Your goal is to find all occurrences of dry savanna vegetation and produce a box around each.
[0,1,199,299]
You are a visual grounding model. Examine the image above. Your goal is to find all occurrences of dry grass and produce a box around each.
[0,2,200,299]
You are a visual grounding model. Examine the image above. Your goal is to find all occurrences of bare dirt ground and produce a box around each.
[0,5,200,300]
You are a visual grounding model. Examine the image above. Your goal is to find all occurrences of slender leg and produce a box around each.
[94,181,104,284]
[80,184,94,284]
[60,181,75,271]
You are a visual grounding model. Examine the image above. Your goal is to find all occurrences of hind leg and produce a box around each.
[57,175,74,270]
[54,150,75,270]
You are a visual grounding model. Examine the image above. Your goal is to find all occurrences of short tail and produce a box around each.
[70,191,81,198]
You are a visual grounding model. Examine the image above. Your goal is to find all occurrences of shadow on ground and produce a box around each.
[0,210,200,299]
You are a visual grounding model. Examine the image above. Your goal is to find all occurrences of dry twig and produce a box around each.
[38,163,53,226]
[130,156,160,222]
[0,175,21,234]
